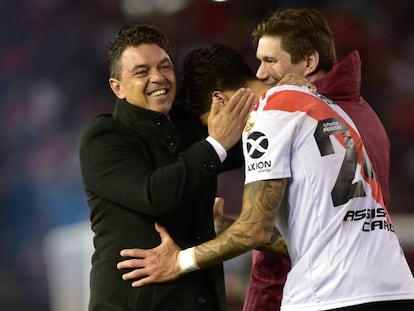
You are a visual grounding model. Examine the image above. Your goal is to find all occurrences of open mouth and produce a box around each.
[148,88,168,97]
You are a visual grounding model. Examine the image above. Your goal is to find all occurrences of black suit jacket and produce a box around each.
[79,99,238,310]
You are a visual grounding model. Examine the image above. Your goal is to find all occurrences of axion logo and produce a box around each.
[246,131,268,159]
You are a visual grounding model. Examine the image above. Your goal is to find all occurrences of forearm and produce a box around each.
[196,219,269,269]
[255,230,289,257]
[215,213,288,257]
[215,205,288,257]
[215,214,236,235]
[194,179,288,269]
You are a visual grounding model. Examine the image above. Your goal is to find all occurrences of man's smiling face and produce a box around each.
[110,43,176,114]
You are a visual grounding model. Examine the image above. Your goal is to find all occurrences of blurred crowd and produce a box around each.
[0,0,413,310]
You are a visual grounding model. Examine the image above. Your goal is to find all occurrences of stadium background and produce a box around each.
[1,0,413,310]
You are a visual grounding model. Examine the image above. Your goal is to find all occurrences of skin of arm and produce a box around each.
[117,178,288,287]
[213,197,288,256]
[195,179,288,268]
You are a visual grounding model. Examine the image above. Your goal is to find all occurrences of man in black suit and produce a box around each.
[79,24,253,311]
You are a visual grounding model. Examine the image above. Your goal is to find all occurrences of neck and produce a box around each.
[246,80,271,102]
[307,70,326,83]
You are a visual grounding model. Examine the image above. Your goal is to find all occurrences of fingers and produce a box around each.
[131,276,154,287]
[225,88,254,114]
[242,91,255,119]
[121,265,146,280]
[213,197,224,217]
[117,258,144,270]
[130,273,170,287]
[214,197,224,208]
[209,100,219,117]
[117,248,148,274]
[277,73,317,92]
[123,270,160,287]
[223,88,254,132]
[277,73,302,86]
[120,248,147,258]
[224,87,246,111]
[116,224,182,288]
[155,222,169,242]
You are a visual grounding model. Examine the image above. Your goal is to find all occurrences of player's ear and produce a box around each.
[212,91,228,106]
[304,51,319,77]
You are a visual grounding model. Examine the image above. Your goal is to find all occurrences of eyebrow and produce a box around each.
[130,57,172,71]
[159,57,173,66]
[130,64,149,71]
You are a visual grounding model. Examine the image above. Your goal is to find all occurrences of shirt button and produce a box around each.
[197,296,206,305]
[166,136,176,146]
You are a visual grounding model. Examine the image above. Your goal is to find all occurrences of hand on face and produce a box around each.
[207,87,255,150]
[277,73,317,92]
[117,223,182,287]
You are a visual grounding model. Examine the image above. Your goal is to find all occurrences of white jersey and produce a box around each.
[242,85,414,311]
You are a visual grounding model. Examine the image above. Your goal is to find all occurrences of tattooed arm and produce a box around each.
[117,178,288,286]
[213,197,288,256]
[195,179,288,268]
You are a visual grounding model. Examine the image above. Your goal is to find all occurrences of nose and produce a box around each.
[256,63,268,81]
[149,68,165,82]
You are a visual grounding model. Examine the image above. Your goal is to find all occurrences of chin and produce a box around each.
[158,102,174,115]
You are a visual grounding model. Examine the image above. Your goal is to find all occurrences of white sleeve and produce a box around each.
[243,109,299,184]
[206,136,227,162]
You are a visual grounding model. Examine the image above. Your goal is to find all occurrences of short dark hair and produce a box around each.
[105,24,174,79]
[177,44,255,117]
[253,8,336,73]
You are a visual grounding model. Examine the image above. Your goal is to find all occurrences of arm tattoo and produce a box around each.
[195,179,288,268]
[256,227,289,256]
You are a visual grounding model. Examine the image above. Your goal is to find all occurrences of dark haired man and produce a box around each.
[79,24,253,311]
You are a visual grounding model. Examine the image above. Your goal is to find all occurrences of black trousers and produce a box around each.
[332,300,414,311]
